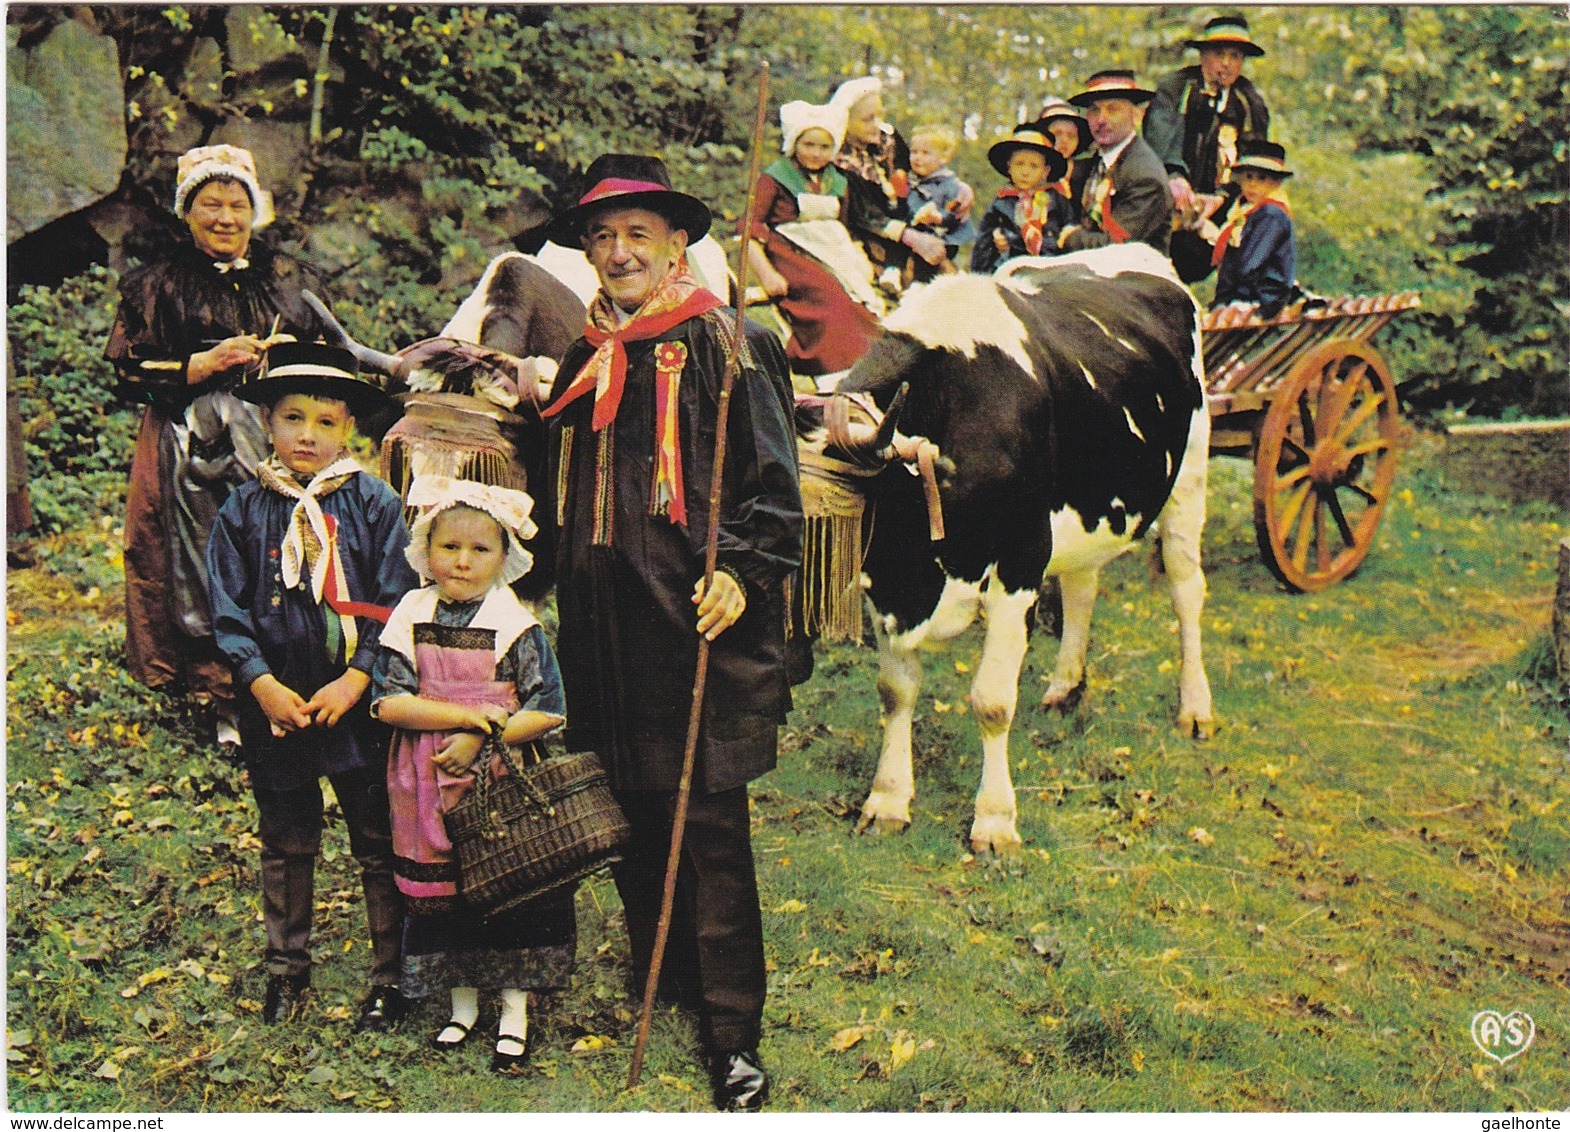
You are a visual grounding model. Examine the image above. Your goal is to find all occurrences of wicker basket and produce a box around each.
[445,739,631,917]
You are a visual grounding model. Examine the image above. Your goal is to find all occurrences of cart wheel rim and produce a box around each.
[1252,339,1401,592]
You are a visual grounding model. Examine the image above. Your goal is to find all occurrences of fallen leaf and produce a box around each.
[306,1066,338,1085]
[1188,826,1215,846]
[829,1024,875,1052]
[933,701,952,713]
[96,1061,122,1080]
[889,1031,916,1072]
[772,899,807,914]
[571,1035,612,1052]
[1131,1050,1146,1072]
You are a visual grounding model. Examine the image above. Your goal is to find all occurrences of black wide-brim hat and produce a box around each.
[1231,139,1294,178]
[543,153,712,247]
[1068,70,1156,108]
[1187,15,1266,57]
[236,341,392,419]
[1034,98,1092,158]
[987,128,1070,181]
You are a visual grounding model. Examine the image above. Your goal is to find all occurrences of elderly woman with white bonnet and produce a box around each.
[105,144,331,744]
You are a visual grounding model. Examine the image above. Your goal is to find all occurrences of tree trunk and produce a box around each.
[1554,537,1570,690]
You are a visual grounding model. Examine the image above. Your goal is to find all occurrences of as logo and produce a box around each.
[1470,1010,1535,1064]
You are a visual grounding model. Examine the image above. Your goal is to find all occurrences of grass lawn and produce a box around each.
[6,439,1568,1113]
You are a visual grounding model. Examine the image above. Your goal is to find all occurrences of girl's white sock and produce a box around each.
[435,986,479,1044]
[498,988,529,1045]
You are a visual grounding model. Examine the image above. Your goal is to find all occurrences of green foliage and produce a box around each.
[337,6,755,206]
[7,266,138,533]
[1319,6,1570,415]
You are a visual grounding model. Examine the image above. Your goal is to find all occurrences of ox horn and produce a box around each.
[827,381,908,460]
[301,290,405,379]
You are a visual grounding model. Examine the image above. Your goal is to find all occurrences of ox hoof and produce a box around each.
[968,834,1023,857]
[968,818,1022,857]
[855,811,910,836]
[1178,713,1215,741]
[1041,678,1087,714]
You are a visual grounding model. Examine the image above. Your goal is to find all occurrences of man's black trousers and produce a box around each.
[611,785,765,1054]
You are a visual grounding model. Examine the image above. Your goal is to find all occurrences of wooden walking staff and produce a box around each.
[625,59,772,1091]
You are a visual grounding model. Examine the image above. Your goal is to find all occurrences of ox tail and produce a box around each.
[839,333,924,399]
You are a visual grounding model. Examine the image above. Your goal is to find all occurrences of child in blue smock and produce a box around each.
[971,125,1068,274]
[906,124,977,277]
[1202,139,1297,319]
[207,342,417,1032]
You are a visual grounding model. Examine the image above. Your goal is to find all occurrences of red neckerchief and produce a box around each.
[542,259,722,431]
[543,260,723,526]
[999,186,1052,255]
[1211,195,1291,268]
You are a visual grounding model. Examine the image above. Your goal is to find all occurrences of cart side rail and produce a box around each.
[1202,292,1421,407]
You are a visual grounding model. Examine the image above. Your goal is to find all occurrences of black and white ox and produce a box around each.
[829,244,1214,855]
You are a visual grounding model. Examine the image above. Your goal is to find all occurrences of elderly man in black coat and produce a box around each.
[539,153,802,1111]
[1144,15,1273,280]
[1145,15,1273,208]
[1056,71,1175,256]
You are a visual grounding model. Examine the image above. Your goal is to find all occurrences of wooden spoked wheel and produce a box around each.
[1252,339,1401,592]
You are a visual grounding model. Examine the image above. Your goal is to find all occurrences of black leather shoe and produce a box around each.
[262,972,310,1025]
[491,1030,532,1075]
[354,985,406,1033]
[710,1049,769,1111]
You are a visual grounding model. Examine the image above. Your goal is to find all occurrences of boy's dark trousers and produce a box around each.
[610,785,764,1055]
[252,765,403,986]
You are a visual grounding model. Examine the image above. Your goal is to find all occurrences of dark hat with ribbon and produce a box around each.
[1231,139,1294,178]
[1068,70,1157,108]
[987,126,1069,181]
[237,341,392,418]
[1187,15,1266,57]
[543,153,712,247]
[1034,97,1092,157]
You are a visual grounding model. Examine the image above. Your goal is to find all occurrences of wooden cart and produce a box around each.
[1201,293,1422,592]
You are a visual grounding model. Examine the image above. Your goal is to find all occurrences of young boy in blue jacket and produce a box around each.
[207,342,417,1031]
[1202,140,1297,318]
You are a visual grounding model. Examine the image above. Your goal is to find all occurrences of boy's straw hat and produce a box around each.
[237,342,392,418]
[1231,139,1294,178]
[987,126,1069,181]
